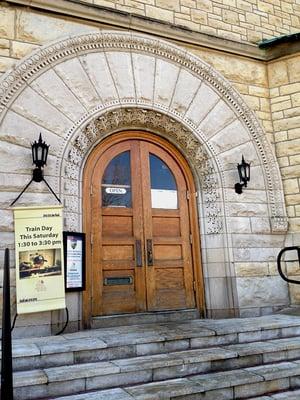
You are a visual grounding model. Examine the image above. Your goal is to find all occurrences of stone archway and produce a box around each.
[0,31,288,319]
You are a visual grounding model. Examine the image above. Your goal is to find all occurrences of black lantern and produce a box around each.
[32,133,49,182]
[11,133,61,206]
[235,155,250,194]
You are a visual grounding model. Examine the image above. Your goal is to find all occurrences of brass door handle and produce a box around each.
[135,240,143,267]
[147,239,153,266]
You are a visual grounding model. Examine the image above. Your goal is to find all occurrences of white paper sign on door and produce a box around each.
[151,189,178,209]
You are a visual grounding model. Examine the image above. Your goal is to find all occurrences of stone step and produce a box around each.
[26,361,300,400]
[11,338,300,399]
[91,309,200,328]
[250,389,300,399]
[5,314,300,372]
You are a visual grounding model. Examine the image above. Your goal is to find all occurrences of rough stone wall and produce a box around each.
[77,0,300,44]
[268,54,300,305]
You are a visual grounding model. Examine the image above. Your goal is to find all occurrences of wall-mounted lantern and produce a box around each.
[11,133,60,206]
[32,133,49,182]
[234,155,250,194]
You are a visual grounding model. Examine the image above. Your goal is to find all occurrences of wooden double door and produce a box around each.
[84,132,202,316]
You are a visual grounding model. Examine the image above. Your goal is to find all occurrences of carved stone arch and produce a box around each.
[0,31,287,235]
[63,106,223,235]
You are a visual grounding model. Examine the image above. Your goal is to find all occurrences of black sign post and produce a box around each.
[1,248,13,400]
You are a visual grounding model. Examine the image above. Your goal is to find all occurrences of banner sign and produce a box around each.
[14,205,66,314]
[63,232,86,292]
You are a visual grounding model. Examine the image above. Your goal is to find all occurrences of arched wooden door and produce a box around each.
[83,132,203,317]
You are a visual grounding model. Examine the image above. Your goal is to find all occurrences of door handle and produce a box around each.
[135,240,143,267]
[147,239,153,266]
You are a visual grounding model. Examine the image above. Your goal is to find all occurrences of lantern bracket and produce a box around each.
[10,134,61,206]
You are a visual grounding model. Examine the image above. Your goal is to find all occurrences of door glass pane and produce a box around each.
[102,151,132,207]
[150,154,178,209]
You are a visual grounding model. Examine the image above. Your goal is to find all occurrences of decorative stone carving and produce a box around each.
[64,107,223,234]
[0,30,287,233]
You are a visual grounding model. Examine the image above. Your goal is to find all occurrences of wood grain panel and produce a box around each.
[154,245,182,260]
[102,216,133,237]
[155,268,184,289]
[102,245,134,260]
[152,217,180,237]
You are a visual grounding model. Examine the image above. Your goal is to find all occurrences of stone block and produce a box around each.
[268,61,288,87]
[0,55,16,73]
[235,262,269,277]
[0,5,15,39]
[174,388,233,400]
[146,4,174,21]
[234,378,290,398]
[283,179,299,194]
[54,57,102,110]
[132,53,155,104]
[16,9,98,44]
[199,99,236,139]
[287,57,300,82]
[11,41,39,59]
[276,138,300,157]
[30,68,86,122]
[190,333,238,349]
[185,82,219,126]
[227,217,251,233]
[212,354,262,371]
[156,0,180,11]
[236,276,288,307]
[232,234,284,248]
[171,69,201,115]
[45,361,119,382]
[191,9,208,24]
[74,345,136,363]
[154,58,179,107]
[106,51,136,101]
[280,83,300,96]
[209,119,250,155]
[136,339,189,356]
[153,362,211,380]
[280,165,300,179]
[86,370,152,390]
[247,361,300,380]
[250,217,271,234]
[0,38,9,56]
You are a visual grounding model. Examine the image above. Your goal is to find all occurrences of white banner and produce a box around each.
[14,205,66,314]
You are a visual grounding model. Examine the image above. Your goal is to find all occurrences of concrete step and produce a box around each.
[11,337,300,399]
[91,309,200,328]
[29,361,300,400]
[6,315,300,372]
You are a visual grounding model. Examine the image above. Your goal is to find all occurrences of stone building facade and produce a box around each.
[0,0,299,337]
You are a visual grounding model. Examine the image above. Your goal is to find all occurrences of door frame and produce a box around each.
[82,130,205,326]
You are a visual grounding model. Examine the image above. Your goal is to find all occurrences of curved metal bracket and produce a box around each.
[277,246,300,285]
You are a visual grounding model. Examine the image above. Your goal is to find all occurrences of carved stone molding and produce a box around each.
[0,30,287,232]
[64,107,223,234]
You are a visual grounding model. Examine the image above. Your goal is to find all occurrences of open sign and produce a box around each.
[105,187,127,194]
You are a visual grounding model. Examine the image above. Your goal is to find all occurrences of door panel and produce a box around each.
[140,141,195,311]
[89,137,196,316]
[91,141,145,315]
